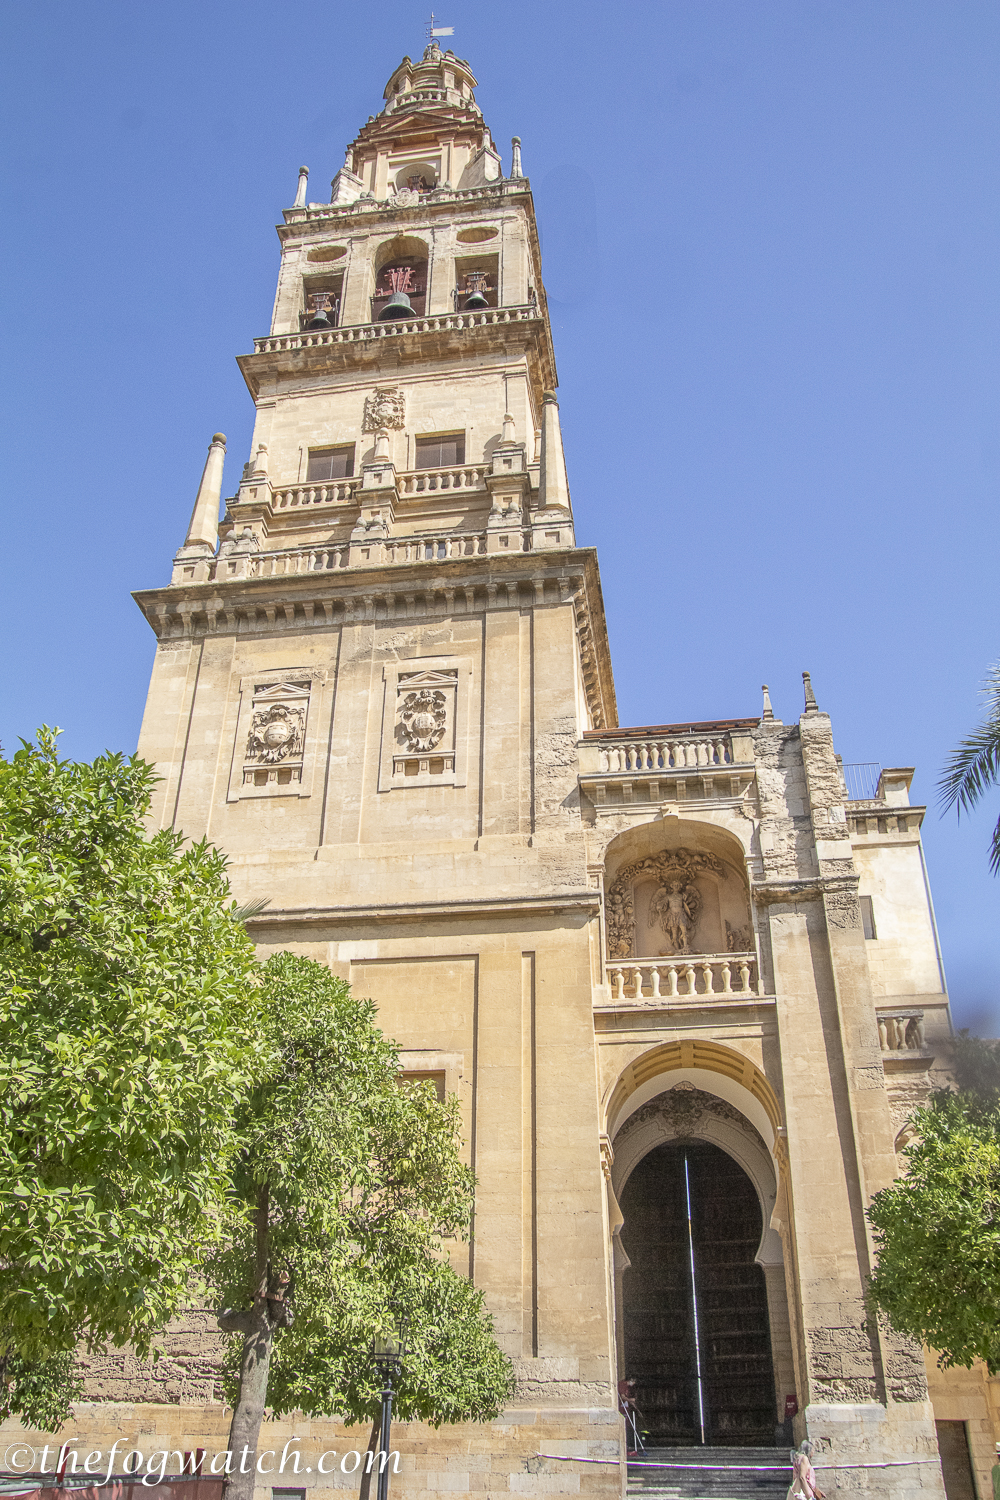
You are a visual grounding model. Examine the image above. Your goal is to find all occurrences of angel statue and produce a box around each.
[648,879,700,955]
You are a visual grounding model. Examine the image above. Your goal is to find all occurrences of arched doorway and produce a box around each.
[620,1139,776,1446]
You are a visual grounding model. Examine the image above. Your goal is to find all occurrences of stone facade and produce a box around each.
[3,37,997,1500]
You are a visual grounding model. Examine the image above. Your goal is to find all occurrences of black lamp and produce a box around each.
[370,1305,410,1500]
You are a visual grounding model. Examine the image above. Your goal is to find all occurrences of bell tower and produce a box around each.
[134,39,621,1481]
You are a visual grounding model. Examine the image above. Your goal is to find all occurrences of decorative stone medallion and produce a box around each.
[247,703,304,764]
[363,387,406,432]
[399,689,448,752]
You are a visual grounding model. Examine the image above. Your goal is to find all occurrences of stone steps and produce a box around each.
[628,1447,792,1500]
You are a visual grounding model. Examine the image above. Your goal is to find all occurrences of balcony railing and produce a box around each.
[398,464,487,495]
[597,734,734,772]
[877,1009,927,1054]
[842,762,882,801]
[269,464,488,512]
[273,479,359,510]
[253,304,539,355]
[604,954,759,1002]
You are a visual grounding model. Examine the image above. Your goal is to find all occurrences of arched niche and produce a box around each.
[603,819,753,962]
[371,235,430,320]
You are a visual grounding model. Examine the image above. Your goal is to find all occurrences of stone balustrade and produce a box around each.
[273,479,359,510]
[877,1010,926,1053]
[247,545,348,577]
[398,464,487,495]
[253,305,538,355]
[383,532,490,563]
[598,734,733,772]
[604,954,758,1002]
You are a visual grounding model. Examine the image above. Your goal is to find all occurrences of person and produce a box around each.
[788,1441,825,1500]
[618,1375,645,1454]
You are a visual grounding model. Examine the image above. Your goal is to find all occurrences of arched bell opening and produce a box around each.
[371,236,430,321]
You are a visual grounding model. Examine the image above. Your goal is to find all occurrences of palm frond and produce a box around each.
[231,897,272,925]
[938,661,1000,818]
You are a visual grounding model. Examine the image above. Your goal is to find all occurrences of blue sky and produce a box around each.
[2,1,998,1031]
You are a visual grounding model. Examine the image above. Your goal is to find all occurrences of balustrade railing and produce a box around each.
[246,546,347,577]
[273,479,358,510]
[398,464,486,495]
[383,532,488,562]
[253,305,537,354]
[604,954,758,1002]
[877,1010,926,1053]
[597,735,733,772]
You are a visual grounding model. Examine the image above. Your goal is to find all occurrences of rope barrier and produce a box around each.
[538,1453,942,1471]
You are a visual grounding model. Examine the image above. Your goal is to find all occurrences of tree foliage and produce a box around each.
[867,1088,1000,1373]
[939,661,1000,874]
[0,729,261,1422]
[206,954,514,1500]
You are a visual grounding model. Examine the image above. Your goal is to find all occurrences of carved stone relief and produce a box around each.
[246,703,305,764]
[605,847,731,960]
[725,920,754,953]
[362,387,406,431]
[615,1085,755,1145]
[240,680,311,792]
[392,669,458,770]
[399,688,448,752]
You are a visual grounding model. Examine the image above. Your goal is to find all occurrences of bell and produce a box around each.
[462,290,490,310]
[379,291,413,321]
[307,308,332,329]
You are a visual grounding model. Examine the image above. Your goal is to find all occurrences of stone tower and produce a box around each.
[63,34,998,1500]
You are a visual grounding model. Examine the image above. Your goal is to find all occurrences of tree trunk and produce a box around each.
[222,1185,276,1500]
[357,1419,380,1500]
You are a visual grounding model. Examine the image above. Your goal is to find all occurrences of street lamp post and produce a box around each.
[371,1306,410,1500]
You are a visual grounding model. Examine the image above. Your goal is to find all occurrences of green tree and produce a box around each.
[867,1084,1000,1373]
[939,662,1000,873]
[207,953,514,1500]
[0,729,261,1425]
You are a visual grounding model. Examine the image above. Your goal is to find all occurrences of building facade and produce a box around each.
[6,39,999,1500]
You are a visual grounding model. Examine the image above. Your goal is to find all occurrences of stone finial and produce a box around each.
[502,412,516,444]
[374,429,390,460]
[761,684,774,723]
[182,433,227,553]
[539,392,570,512]
[802,671,819,715]
[293,165,309,209]
[510,136,523,179]
[251,443,269,476]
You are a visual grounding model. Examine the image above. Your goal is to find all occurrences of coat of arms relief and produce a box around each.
[362,387,406,432]
[392,669,458,772]
[241,681,311,789]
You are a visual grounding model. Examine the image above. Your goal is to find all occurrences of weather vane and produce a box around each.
[426,13,454,43]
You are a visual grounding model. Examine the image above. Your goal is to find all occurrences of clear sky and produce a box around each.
[2,1,998,1032]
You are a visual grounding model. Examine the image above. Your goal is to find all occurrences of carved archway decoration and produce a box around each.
[606,1038,783,1143]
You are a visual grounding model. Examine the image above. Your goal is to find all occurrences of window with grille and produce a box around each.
[414,433,465,469]
[860,896,877,940]
[307,445,355,482]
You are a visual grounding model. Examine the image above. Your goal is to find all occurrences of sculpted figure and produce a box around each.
[648,879,700,954]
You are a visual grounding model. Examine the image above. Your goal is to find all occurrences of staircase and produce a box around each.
[628,1448,792,1500]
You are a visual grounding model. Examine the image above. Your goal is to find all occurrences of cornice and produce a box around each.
[244,891,601,930]
[279,180,531,238]
[238,306,556,403]
[750,874,860,905]
[133,545,616,729]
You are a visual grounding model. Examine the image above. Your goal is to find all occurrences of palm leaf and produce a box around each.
[231,897,271,924]
[938,661,1000,875]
